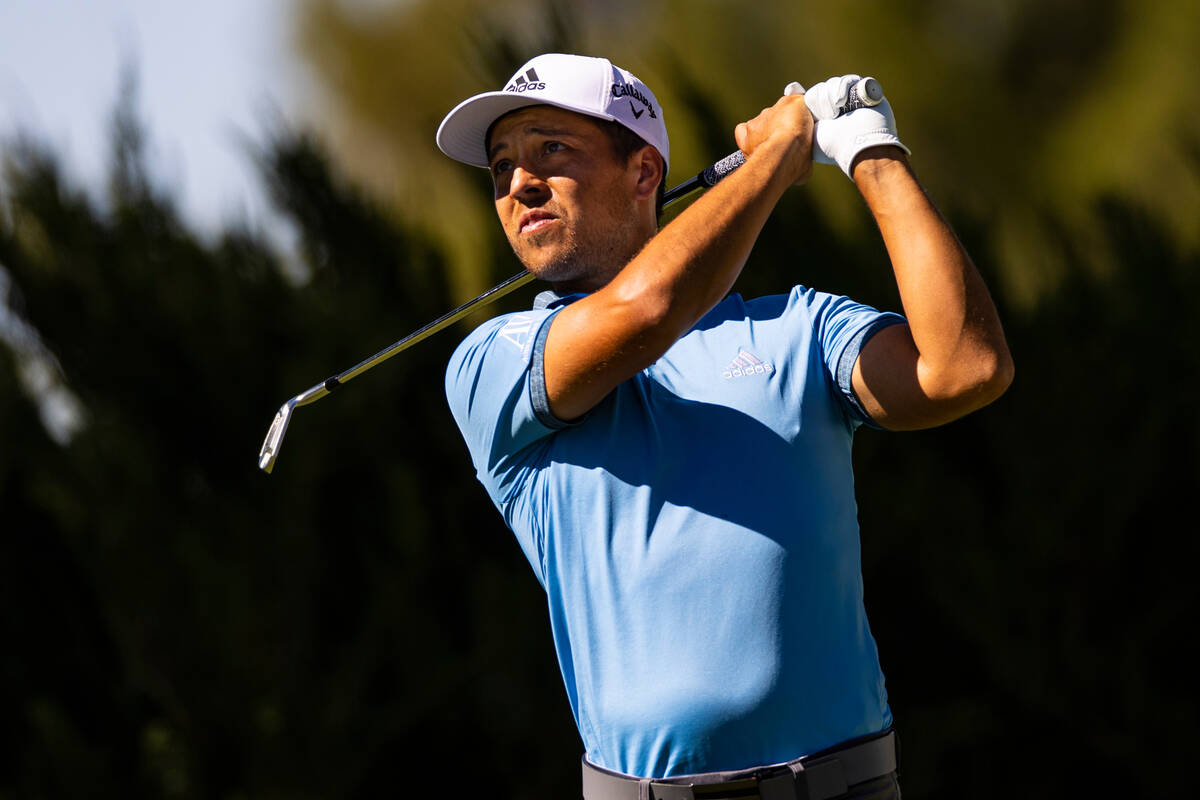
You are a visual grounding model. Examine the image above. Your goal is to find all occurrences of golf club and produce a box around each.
[258,77,883,473]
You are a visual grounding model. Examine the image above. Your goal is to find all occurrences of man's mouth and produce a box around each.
[519,211,557,235]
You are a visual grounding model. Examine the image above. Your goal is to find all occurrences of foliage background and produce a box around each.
[2,0,1198,797]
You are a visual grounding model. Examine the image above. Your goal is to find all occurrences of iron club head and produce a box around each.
[258,400,296,474]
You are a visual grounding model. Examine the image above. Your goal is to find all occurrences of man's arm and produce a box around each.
[850,148,1014,430]
[542,97,814,421]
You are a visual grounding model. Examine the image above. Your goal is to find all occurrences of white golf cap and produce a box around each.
[436,53,669,174]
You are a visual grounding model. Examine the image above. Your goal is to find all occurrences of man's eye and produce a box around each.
[491,159,512,176]
[544,141,565,154]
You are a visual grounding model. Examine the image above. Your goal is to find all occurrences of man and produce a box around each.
[437,53,1012,799]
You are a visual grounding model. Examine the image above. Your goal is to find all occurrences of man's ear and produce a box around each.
[633,147,664,201]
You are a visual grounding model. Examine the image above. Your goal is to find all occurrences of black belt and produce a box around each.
[582,730,897,800]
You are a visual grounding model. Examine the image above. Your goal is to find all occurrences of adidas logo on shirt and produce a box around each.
[722,349,774,380]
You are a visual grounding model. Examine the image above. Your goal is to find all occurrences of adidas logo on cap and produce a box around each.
[505,68,545,93]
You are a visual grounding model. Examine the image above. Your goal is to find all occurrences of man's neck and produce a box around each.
[547,226,657,295]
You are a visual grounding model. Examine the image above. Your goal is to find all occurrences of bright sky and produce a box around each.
[0,0,309,443]
[0,0,301,238]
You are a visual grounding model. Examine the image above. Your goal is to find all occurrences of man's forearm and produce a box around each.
[545,140,799,420]
[605,137,799,348]
[543,96,814,421]
[853,149,1013,404]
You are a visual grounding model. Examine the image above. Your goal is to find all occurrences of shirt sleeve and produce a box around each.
[795,286,906,430]
[444,309,560,508]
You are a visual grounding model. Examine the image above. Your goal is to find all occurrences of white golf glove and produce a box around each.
[785,75,909,178]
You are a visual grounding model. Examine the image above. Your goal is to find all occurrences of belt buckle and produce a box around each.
[689,776,755,799]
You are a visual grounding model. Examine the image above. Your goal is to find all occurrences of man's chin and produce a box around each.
[517,252,582,283]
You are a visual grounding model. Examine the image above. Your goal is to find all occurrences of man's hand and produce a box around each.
[803,74,909,178]
[734,93,815,186]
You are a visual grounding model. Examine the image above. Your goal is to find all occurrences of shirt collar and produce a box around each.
[533,289,588,310]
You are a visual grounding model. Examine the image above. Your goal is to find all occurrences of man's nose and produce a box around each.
[509,165,549,201]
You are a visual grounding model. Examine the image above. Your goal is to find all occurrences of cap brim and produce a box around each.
[436,91,616,168]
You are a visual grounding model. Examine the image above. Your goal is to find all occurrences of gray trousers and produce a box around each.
[841,772,902,800]
[581,771,900,800]
[581,730,901,800]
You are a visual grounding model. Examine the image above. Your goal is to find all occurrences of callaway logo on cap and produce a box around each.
[436,53,669,174]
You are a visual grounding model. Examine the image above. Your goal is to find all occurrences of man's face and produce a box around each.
[487,106,648,290]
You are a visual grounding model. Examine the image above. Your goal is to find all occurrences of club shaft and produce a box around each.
[257,156,730,473]
[328,269,536,391]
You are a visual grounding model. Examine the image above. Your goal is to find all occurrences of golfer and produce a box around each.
[438,53,1011,800]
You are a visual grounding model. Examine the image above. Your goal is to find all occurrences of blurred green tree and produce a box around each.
[0,78,579,798]
[293,0,1200,308]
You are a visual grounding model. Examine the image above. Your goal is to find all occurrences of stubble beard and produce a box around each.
[514,225,585,284]
[510,218,643,293]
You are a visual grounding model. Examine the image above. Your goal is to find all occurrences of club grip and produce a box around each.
[667,77,885,202]
[701,151,747,187]
[785,76,883,112]
[845,77,883,112]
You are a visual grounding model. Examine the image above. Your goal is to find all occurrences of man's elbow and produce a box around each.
[978,344,1015,404]
[917,345,1013,425]
[948,345,1014,414]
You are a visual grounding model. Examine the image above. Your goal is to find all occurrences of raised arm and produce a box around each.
[849,152,1013,429]
[533,97,815,421]
[800,74,1013,429]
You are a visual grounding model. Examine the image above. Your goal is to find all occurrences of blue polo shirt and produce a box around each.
[445,286,904,778]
